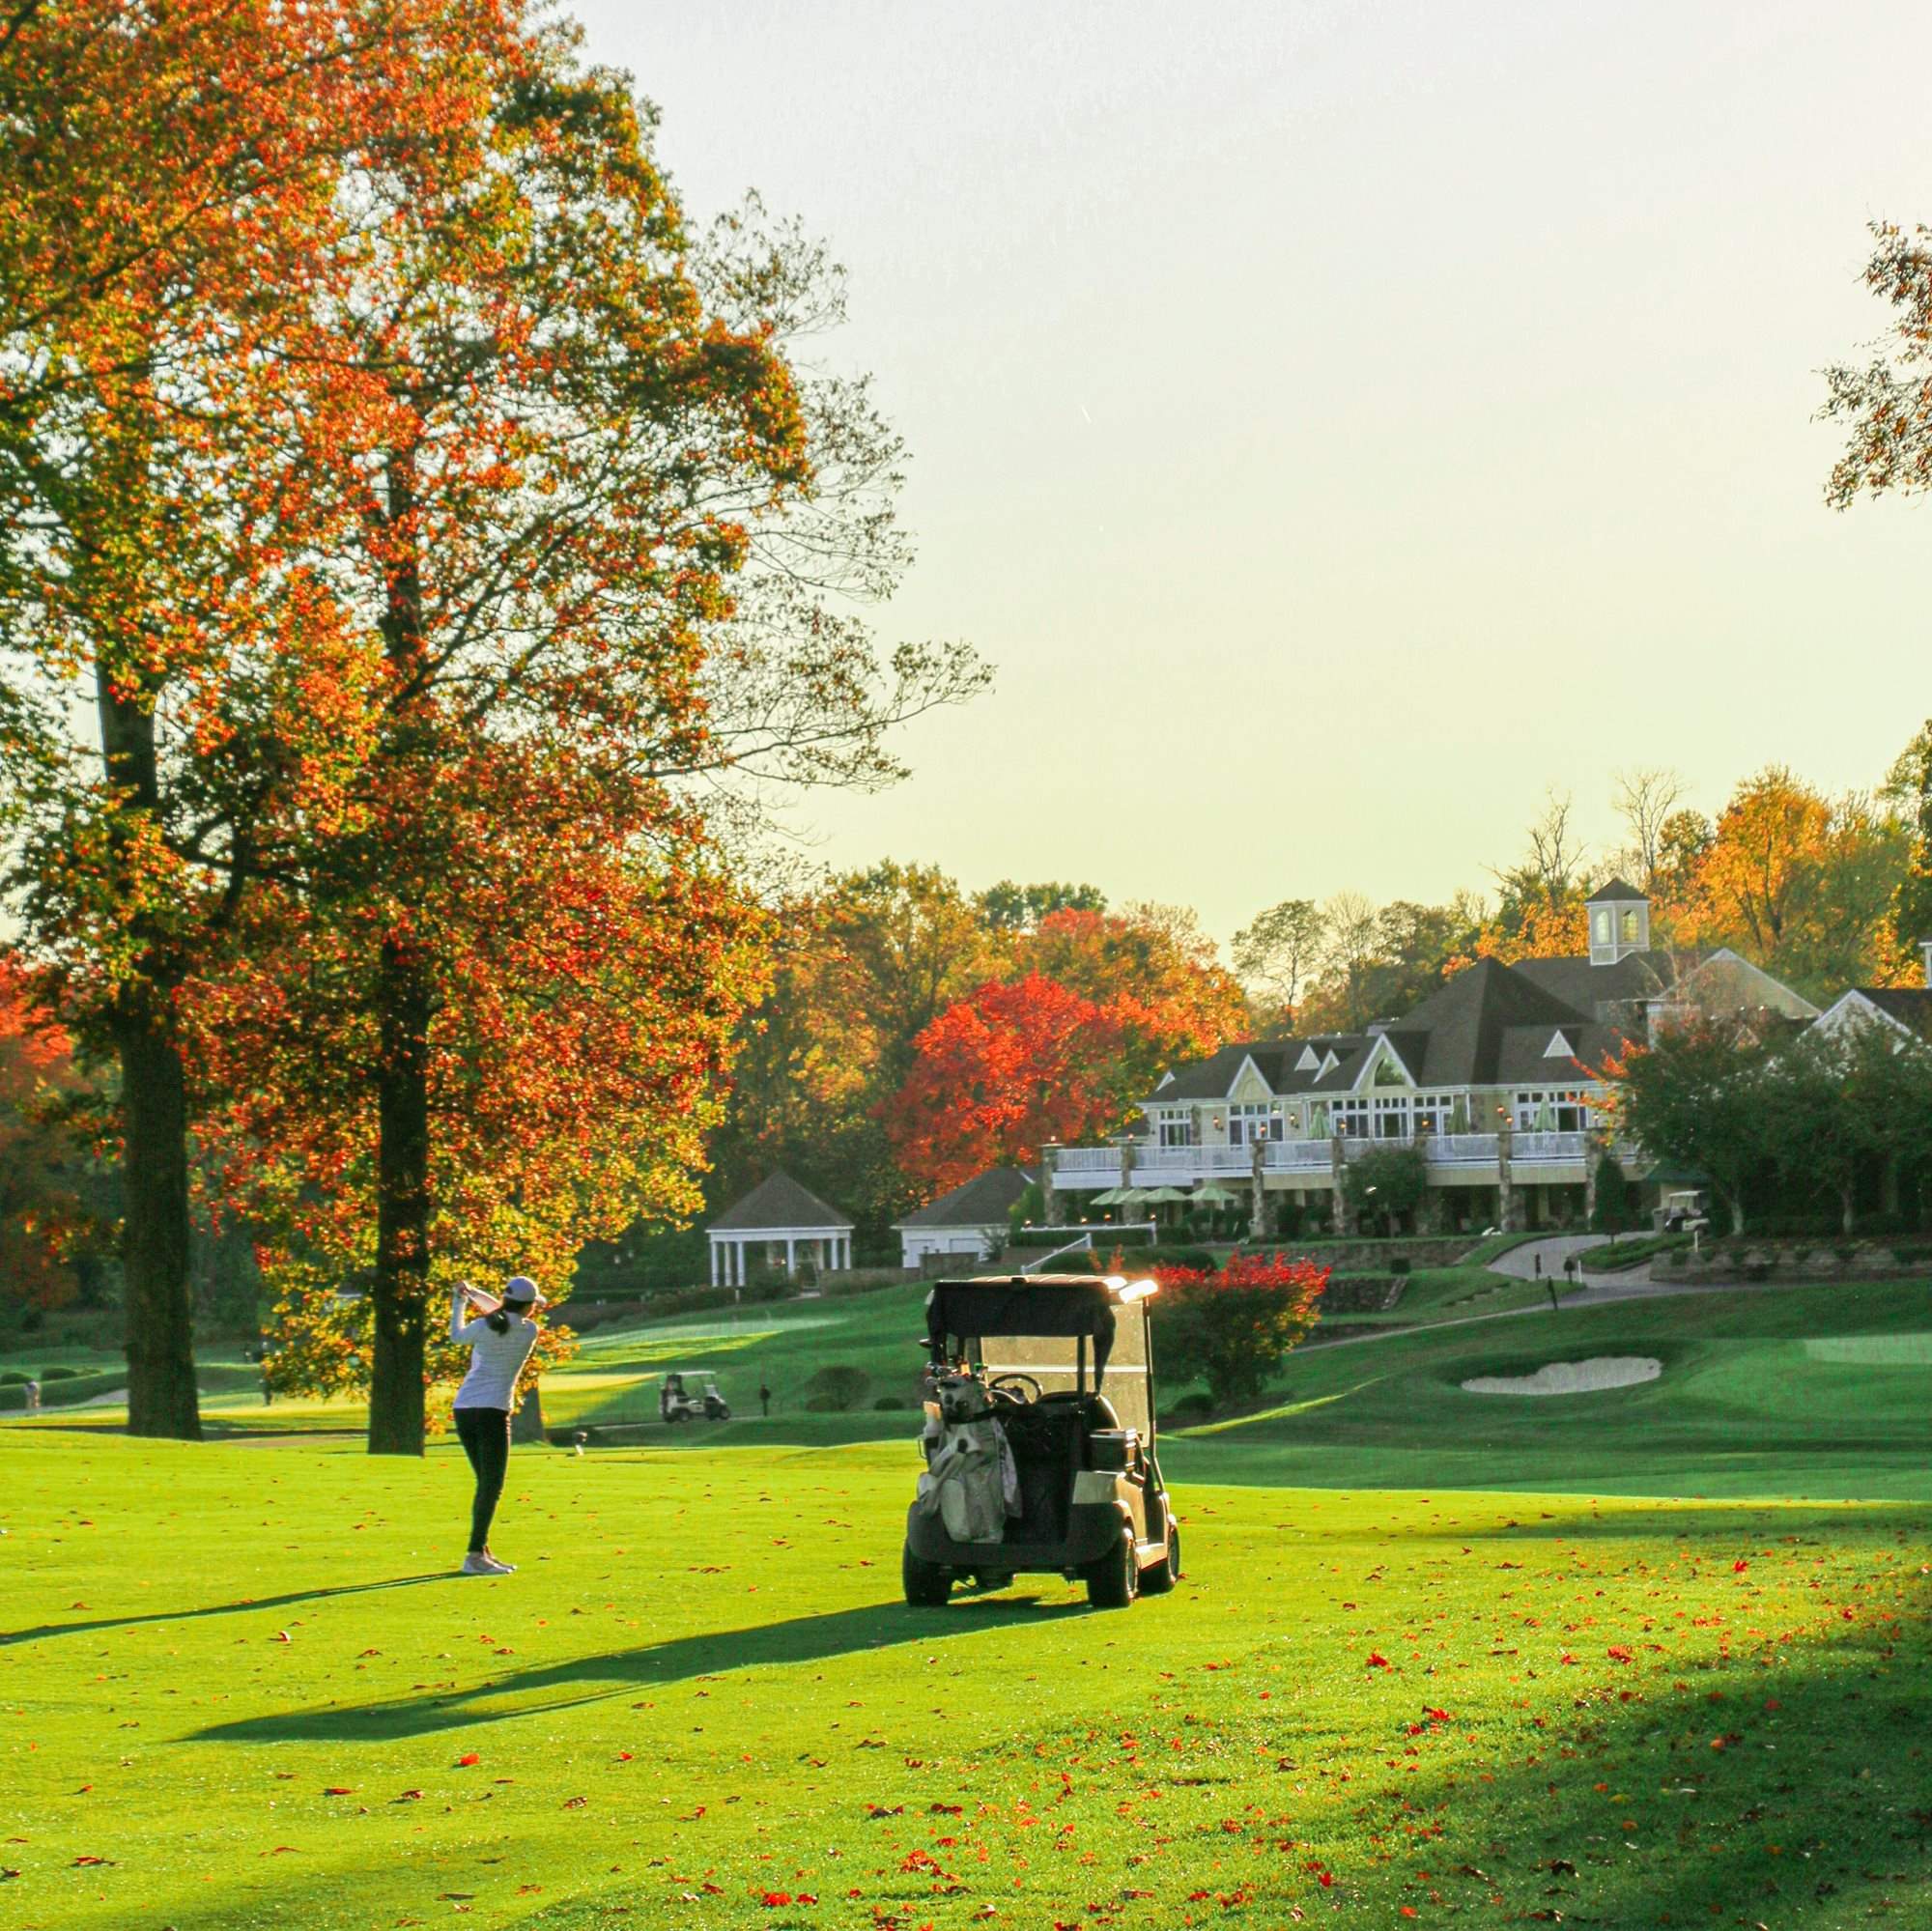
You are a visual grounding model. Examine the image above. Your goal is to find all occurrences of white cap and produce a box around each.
[501,1274,546,1308]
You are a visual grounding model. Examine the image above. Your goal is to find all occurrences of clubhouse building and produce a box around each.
[1040,882,1819,1235]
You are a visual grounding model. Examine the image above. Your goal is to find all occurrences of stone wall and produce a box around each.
[1248,1235,1479,1271]
[1650,1240,1932,1284]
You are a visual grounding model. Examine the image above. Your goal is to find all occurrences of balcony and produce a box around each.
[1048,1128,1603,1189]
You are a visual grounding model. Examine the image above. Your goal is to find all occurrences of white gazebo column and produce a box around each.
[785,1235,797,1276]
[710,1240,720,1287]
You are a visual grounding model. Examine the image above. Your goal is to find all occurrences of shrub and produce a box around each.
[1341,1148,1428,1235]
[1590,1153,1635,1235]
[800,1364,868,1412]
[0,1371,27,1385]
[1150,1253,1328,1408]
[871,1395,909,1411]
[38,1365,78,1381]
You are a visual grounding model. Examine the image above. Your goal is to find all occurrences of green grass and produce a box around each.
[1583,1233,1692,1273]
[1321,1263,1585,1330]
[5,1424,1931,1929]
[1170,1281,1932,1498]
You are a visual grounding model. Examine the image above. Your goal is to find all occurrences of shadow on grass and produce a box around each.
[2,1574,450,1648]
[1378,1588,1932,1924]
[191,1593,1086,1745]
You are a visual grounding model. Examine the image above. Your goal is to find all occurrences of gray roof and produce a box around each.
[1511,949,1693,1019]
[1585,877,1646,904]
[897,1165,1038,1229]
[1147,1036,1370,1101]
[1386,957,1622,1085]
[709,1170,852,1234]
[1142,955,1644,1107]
[1856,987,1932,1037]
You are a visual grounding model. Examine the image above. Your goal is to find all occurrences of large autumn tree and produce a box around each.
[0,0,508,1436]
[202,26,981,1452]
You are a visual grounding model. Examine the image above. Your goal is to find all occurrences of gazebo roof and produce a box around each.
[709,1170,853,1235]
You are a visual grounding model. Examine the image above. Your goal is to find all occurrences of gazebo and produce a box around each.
[707,1171,854,1290]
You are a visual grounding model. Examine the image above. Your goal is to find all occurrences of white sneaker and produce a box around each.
[460,1552,501,1576]
[479,1551,516,1574]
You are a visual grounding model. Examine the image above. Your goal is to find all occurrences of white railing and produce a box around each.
[1052,1147,1120,1174]
[1266,1139,1336,1170]
[1132,1144,1249,1177]
[1511,1130,1588,1162]
[1049,1126,1598,1189]
[1427,1133,1499,1165]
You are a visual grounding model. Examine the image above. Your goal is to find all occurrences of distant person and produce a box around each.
[449,1275,546,1576]
[1533,1253,1543,1279]
[759,1381,772,1418]
[23,1377,40,1414]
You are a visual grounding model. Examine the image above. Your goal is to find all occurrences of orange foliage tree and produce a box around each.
[883,974,1131,1192]
[1018,904,1246,1090]
[883,907,1247,1194]
[0,0,510,1437]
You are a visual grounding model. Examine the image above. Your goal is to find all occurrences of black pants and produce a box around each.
[454,1406,511,1552]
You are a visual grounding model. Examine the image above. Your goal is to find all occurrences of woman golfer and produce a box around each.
[449,1275,545,1576]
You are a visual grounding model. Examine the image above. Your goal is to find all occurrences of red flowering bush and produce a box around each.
[1151,1254,1328,1409]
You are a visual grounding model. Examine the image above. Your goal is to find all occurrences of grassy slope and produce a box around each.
[1171,1281,1932,1499]
[1321,1263,1583,1328]
[5,1431,1930,1931]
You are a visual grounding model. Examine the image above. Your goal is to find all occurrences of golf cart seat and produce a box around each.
[1035,1388,1122,1430]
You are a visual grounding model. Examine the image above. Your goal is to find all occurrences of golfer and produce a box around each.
[449,1275,545,1576]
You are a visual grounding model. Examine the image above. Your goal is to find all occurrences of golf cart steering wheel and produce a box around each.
[988,1372,1042,1404]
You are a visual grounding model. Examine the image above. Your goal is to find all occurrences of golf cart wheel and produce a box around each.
[1140,1524,1181,1596]
[901,1544,952,1607]
[1086,1530,1138,1610]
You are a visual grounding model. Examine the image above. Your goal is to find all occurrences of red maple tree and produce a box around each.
[883,973,1130,1191]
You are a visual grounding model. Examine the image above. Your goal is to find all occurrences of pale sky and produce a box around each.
[575,0,1932,947]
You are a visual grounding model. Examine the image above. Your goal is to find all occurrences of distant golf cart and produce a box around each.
[1656,1189,1712,1239]
[659,1370,730,1424]
[902,1272,1180,1610]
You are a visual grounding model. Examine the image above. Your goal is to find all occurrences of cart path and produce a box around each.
[1309,1235,1767,1352]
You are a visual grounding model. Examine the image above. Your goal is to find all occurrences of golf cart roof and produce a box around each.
[924,1274,1157,1377]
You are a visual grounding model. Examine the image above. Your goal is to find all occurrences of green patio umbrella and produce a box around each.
[1089,1186,1131,1206]
[1140,1186,1191,1204]
[1532,1097,1554,1131]
[1191,1183,1241,1205]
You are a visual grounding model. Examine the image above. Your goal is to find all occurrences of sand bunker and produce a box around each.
[1461,1356,1661,1397]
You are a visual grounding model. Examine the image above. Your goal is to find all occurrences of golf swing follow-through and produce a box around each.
[449,1274,547,1576]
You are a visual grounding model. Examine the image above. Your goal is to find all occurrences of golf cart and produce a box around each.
[902,1272,1180,1610]
[659,1370,730,1424]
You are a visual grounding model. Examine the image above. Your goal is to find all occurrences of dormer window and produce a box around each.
[1295,1044,1320,1071]
[1543,1029,1573,1059]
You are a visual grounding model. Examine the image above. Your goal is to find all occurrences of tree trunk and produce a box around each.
[366,448,434,1457]
[1727,1193,1745,1237]
[367,932,433,1455]
[1839,1182,1856,1239]
[512,1380,546,1444]
[96,640,200,1440]
[116,1002,201,1440]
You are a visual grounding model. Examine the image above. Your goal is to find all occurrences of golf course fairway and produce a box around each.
[5,1406,1930,1929]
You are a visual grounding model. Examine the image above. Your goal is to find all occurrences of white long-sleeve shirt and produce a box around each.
[449,1289,538,1410]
